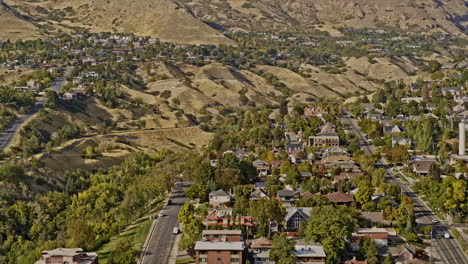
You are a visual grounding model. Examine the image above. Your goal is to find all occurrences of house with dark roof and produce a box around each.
[388,244,417,264]
[411,160,436,176]
[253,160,270,176]
[276,189,299,207]
[284,207,312,232]
[325,192,355,206]
[383,125,404,134]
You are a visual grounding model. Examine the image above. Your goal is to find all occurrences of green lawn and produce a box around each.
[96,200,165,263]
[451,229,468,254]
[176,257,196,264]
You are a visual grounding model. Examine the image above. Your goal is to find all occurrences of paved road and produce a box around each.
[342,113,468,264]
[0,67,74,151]
[140,181,190,264]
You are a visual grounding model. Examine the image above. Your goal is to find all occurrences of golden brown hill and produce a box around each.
[187,0,467,35]
[0,0,41,41]
[5,0,236,45]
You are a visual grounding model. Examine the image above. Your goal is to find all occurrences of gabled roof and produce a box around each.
[209,189,231,197]
[41,248,84,257]
[250,188,269,200]
[251,237,272,249]
[325,192,355,203]
[285,207,312,222]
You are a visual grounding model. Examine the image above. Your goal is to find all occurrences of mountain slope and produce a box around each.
[0,0,41,41]
[186,0,467,35]
[5,0,235,45]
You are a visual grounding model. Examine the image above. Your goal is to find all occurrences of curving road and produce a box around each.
[139,181,190,264]
[0,67,73,151]
[342,113,468,264]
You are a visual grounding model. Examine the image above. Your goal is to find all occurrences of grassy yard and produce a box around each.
[176,257,196,264]
[96,200,165,263]
[451,229,468,254]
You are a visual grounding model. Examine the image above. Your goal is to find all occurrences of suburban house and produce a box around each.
[310,123,340,147]
[388,244,417,264]
[411,160,436,176]
[224,148,250,160]
[250,188,270,201]
[325,192,355,206]
[293,244,327,263]
[209,189,232,207]
[34,248,98,264]
[194,241,244,264]
[284,207,312,232]
[350,228,389,251]
[276,189,299,207]
[205,214,254,228]
[300,171,312,180]
[304,107,328,119]
[250,237,273,264]
[253,160,270,176]
[392,137,413,147]
[383,125,404,134]
[322,155,355,168]
[333,172,363,186]
[202,230,243,242]
[441,87,463,96]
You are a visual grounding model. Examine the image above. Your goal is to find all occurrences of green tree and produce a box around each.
[248,198,286,237]
[303,206,358,258]
[269,234,295,264]
[44,89,59,108]
[356,180,373,205]
[178,202,195,224]
[384,253,395,264]
[107,239,137,264]
[184,184,207,201]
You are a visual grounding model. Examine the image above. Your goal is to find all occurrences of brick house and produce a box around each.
[350,228,389,251]
[195,241,244,264]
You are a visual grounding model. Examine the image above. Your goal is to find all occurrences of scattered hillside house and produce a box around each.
[304,107,328,119]
[63,92,77,100]
[276,189,299,207]
[293,244,327,263]
[250,237,273,264]
[207,208,233,218]
[411,160,436,176]
[344,257,368,264]
[195,241,244,264]
[209,189,232,207]
[392,137,413,147]
[321,146,349,158]
[202,230,242,242]
[401,97,423,104]
[325,192,355,206]
[350,228,389,251]
[250,188,269,201]
[224,148,249,160]
[300,171,312,180]
[367,112,382,122]
[383,125,404,134]
[310,123,340,147]
[388,244,416,264]
[285,131,304,161]
[454,95,468,104]
[34,248,98,264]
[284,207,312,232]
[441,87,463,97]
[253,160,269,176]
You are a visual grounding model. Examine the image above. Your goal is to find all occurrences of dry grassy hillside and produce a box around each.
[0,0,41,41]
[5,0,236,45]
[187,0,467,35]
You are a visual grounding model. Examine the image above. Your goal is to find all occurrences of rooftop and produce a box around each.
[202,230,242,235]
[194,241,244,251]
[293,245,326,258]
